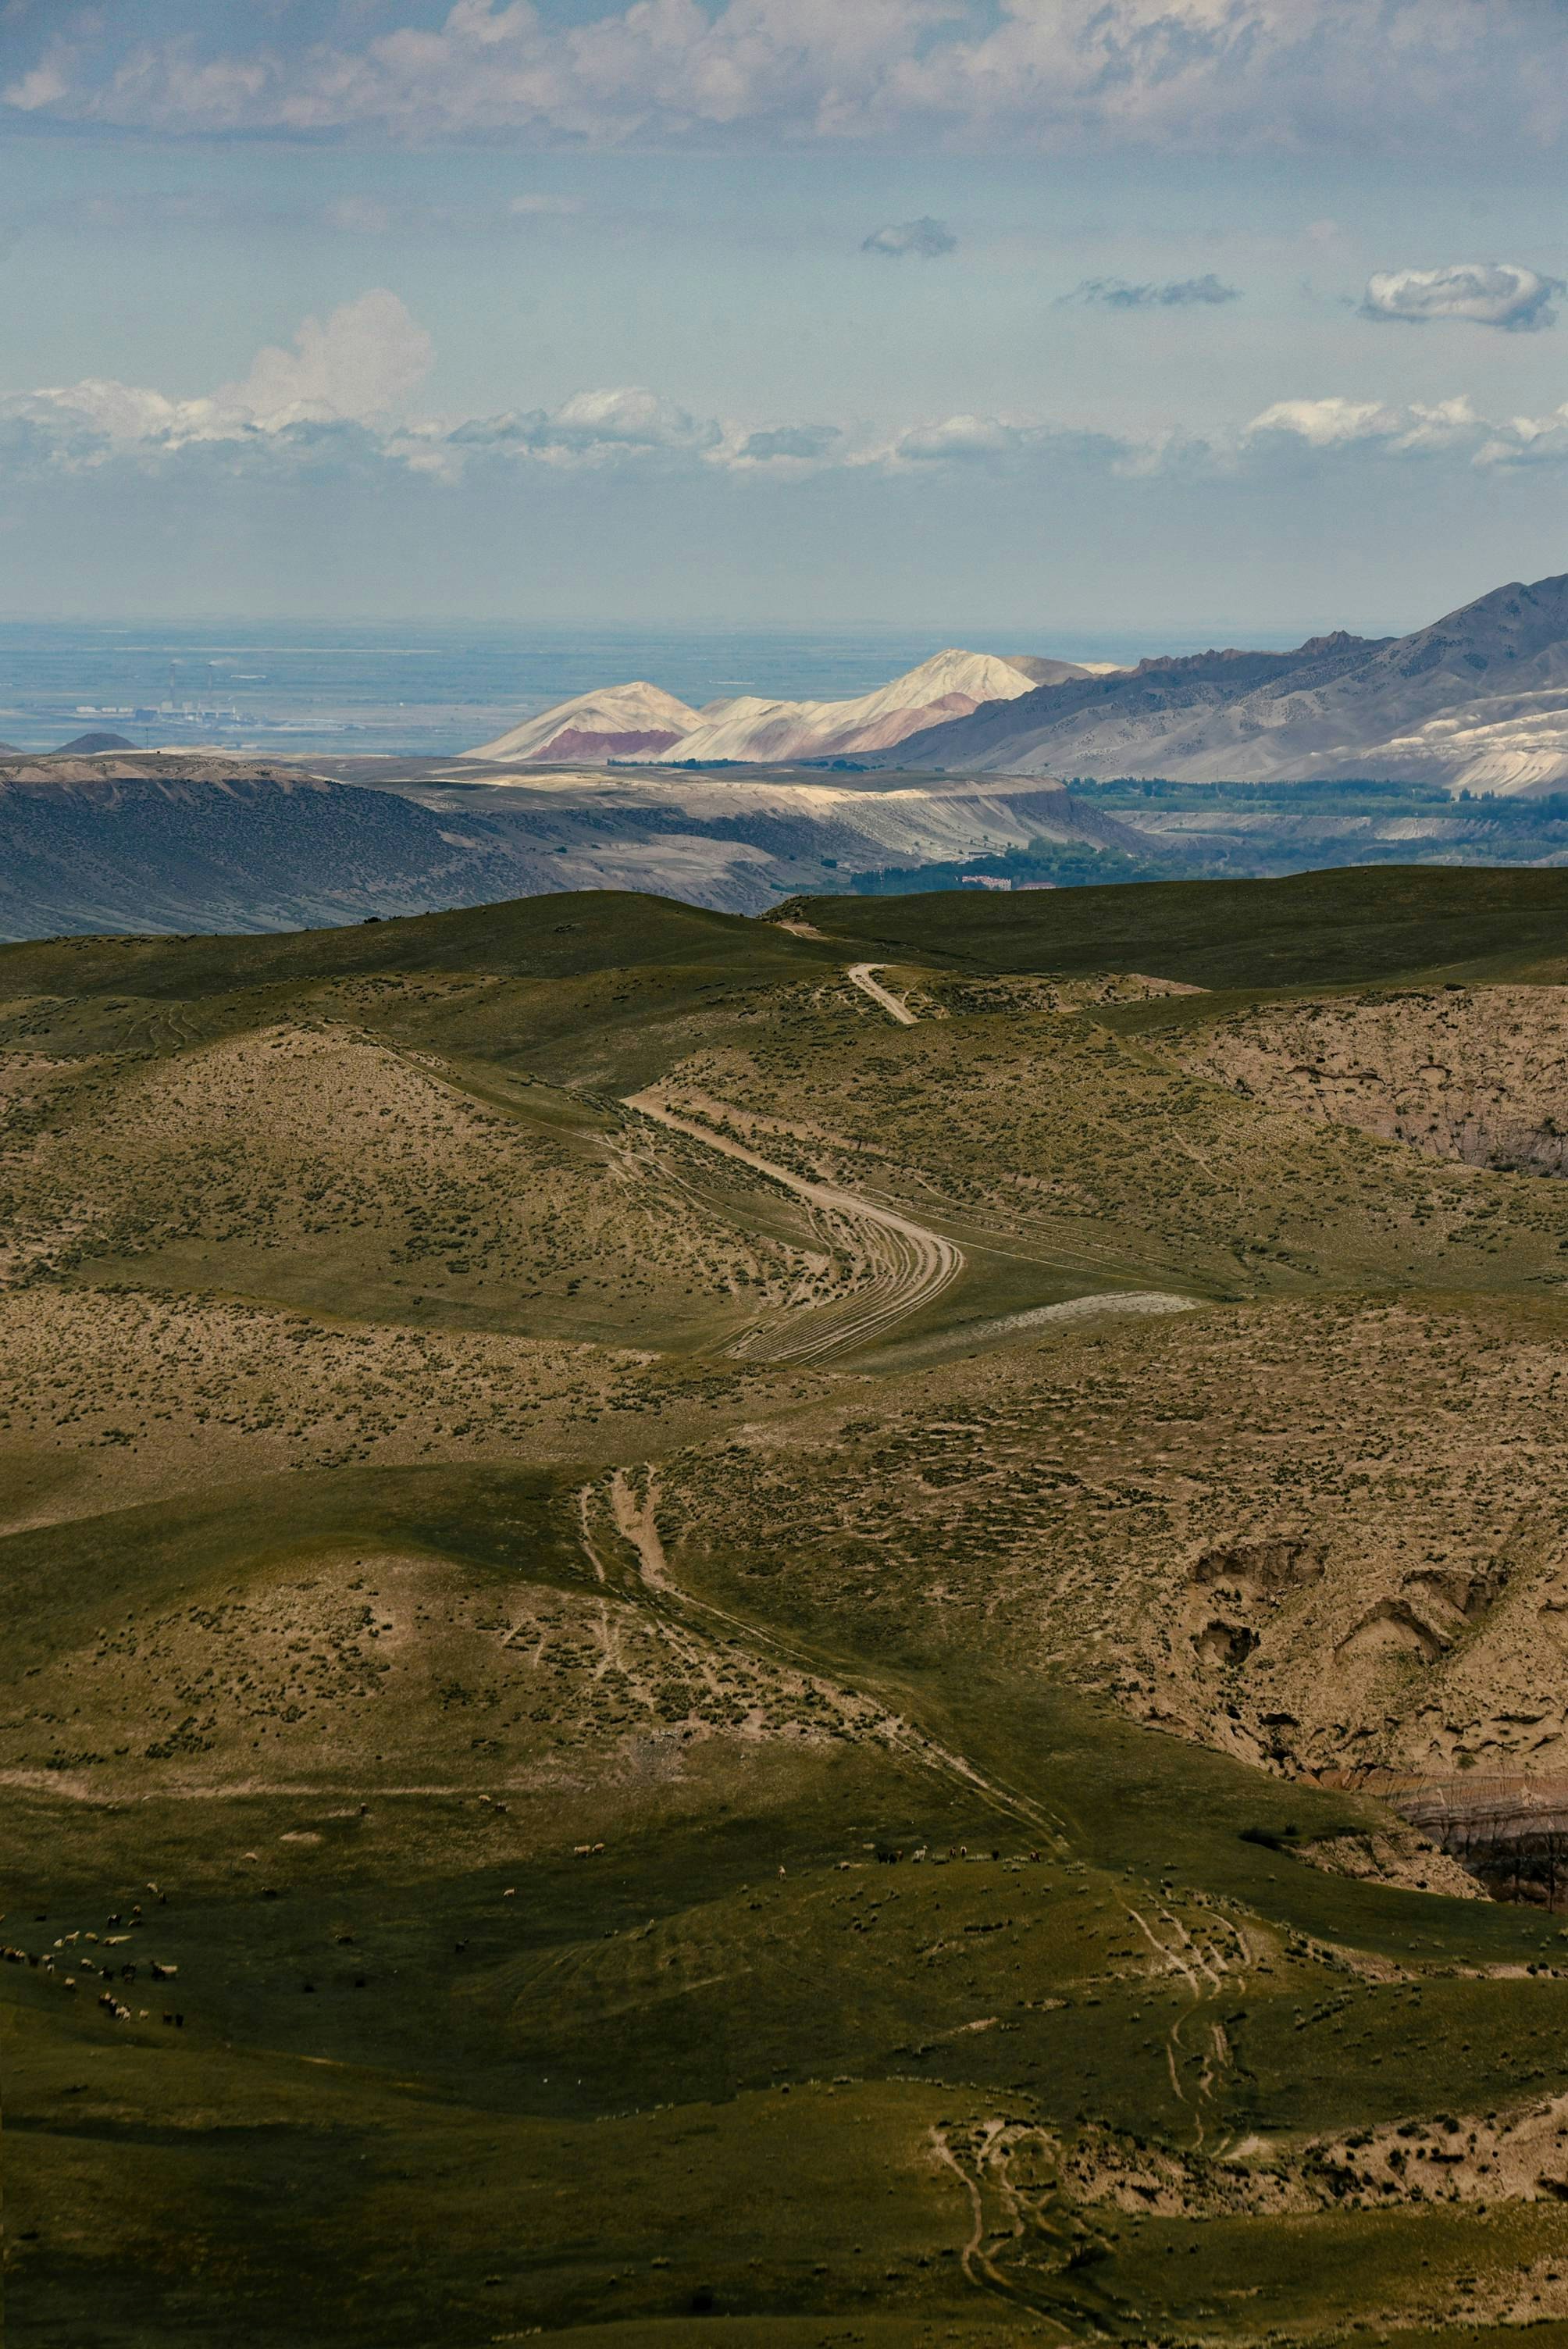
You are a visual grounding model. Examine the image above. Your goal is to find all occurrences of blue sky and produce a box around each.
[3,1,1568,643]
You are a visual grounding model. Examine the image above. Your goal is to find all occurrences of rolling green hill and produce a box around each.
[779,864,1568,989]
[9,870,1568,2347]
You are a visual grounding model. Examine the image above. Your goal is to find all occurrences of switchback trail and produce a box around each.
[622,1089,963,1363]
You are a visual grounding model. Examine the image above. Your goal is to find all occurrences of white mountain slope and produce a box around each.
[464,650,1073,768]
[465,681,701,764]
[642,648,1042,764]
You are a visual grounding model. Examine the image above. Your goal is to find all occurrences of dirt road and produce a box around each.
[846,962,918,1025]
[623,1089,962,1363]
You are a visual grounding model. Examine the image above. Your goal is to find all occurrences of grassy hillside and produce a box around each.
[0,885,836,1000]
[782,864,1568,989]
[633,971,1568,1306]
[9,872,1568,2346]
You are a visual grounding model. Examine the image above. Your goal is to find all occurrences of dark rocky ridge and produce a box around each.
[0,757,1149,938]
[0,765,537,939]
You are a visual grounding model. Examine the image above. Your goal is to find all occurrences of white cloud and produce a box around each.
[3,59,69,111]
[219,291,433,427]
[509,194,585,217]
[735,422,843,462]
[1240,392,1568,463]
[56,380,191,442]
[877,412,1142,472]
[1060,273,1239,309]
[5,291,433,466]
[1360,262,1563,332]
[861,216,957,258]
[540,387,722,454]
[888,412,1032,461]
[13,2,1568,152]
[1246,397,1406,447]
[449,386,724,465]
[1482,405,1568,465]
[323,197,394,235]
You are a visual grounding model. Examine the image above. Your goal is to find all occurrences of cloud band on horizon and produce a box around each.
[11,290,1568,488]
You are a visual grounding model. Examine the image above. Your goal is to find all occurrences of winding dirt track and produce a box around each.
[622,1089,964,1363]
[845,961,918,1025]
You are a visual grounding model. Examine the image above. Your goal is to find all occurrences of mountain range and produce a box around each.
[873,572,1568,792]
[14,571,1568,945]
[469,574,1568,793]
[467,647,1110,765]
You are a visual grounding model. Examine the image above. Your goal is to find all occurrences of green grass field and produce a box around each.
[8,869,1568,2344]
[783,864,1568,989]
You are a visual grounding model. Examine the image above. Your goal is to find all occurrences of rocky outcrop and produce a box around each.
[1178,986,1568,1174]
